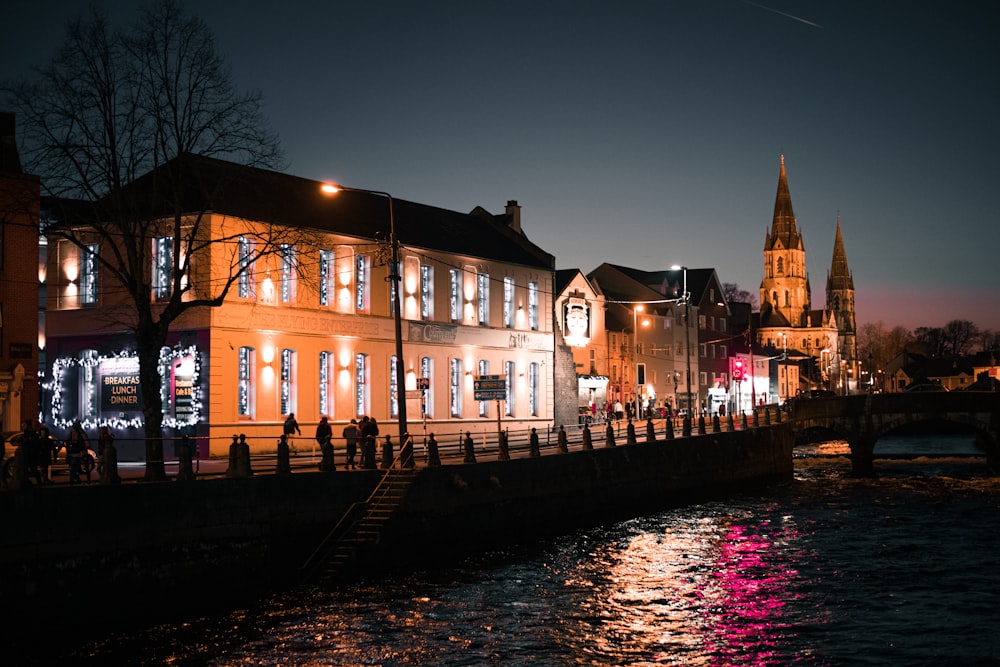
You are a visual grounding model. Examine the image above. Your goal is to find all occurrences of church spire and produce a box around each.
[767,154,802,250]
[826,214,854,292]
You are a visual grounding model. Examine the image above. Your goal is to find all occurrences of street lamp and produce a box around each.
[321,182,411,466]
[671,265,692,434]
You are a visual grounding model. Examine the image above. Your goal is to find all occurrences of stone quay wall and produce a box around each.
[1,424,793,639]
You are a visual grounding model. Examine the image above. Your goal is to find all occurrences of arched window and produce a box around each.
[776,257,784,275]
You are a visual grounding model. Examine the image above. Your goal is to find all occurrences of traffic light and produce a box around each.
[732,359,745,382]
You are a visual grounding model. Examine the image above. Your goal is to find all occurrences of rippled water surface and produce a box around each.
[66,435,1000,665]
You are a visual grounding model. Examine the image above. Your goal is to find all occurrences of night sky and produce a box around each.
[3,1,998,330]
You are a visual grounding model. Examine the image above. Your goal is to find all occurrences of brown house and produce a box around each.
[0,112,40,431]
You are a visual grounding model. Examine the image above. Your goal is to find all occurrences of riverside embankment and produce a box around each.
[1,422,792,641]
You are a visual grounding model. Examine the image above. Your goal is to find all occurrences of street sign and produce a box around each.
[474,374,507,401]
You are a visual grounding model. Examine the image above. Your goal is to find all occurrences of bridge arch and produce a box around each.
[788,393,1000,476]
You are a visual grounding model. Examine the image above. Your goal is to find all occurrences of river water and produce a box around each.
[67,434,999,665]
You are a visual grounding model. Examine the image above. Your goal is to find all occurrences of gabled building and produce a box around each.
[587,263,699,416]
[554,269,608,421]
[0,112,40,431]
[42,154,555,457]
[757,155,857,392]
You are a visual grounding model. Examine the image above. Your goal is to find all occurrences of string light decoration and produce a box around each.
[43,345,204,431]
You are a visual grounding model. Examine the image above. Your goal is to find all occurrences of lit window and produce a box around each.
[529,362,539,416]
[319,249,333,306]
[505,360,515,416]
[153,236,172,300]
[237,346,255,417]
[477,273,490,325]
[421,265,434,319]
[356,255,371,313]
[528,282,539,331]
[449,269,461,322]
[280,349,296,415]
[420,357,433,417]
[238,236,254,299]
[478,360,489,417]
[390,355,399,417]
[280,244,296,303]
[80,244,98,305]
[450,358,463,417]
[355,353,369,416]
[319,351,333,416]
[503,277,514,328]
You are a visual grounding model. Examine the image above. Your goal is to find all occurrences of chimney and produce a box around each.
[505,200,521,234]
[0,112,24,174]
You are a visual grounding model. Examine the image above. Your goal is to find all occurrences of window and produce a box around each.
[319,351,333,416]
[700,343,707,357]
[528,281,539,330]
[280,244,296,303]
[356,255,371,313]
[477,273,490,325]
[529,362,539,416]
[637,363,646,385]
[421,357,433,417]
[390,355,399,417]
[505,360,515,416]
[719,317,726,331]
[319,249,333,306]
[503,277,515,328]
[449,269,461,322]
[478,360,489,416]
[421,264,434,319]
[700,371,708,387]
[355,353,369,416]
[80,244,98,305]
[238,237,255,299]
[280,349,296,415]
[238,346,255,417]
[153,236,172,300]
[699,314,706,329]
[777,257,784,275]
[721,344,727,358]
[450,358,463,417]
[389,260,400,316]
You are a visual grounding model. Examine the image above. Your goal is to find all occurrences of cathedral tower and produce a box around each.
[826,215,857,365]
[760,155,810,326]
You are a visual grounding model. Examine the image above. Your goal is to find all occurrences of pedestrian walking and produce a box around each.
[341,419,358,468]
[557,424,568,453]
[65,422,89,484]
[38,425,56,483]
[529,427,541,457]
[315,416,332,462]
[20,420,43,485]
[283,413,302,455]
[463,431,476,464]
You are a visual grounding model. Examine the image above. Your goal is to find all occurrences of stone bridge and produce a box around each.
[786,392,1000,475]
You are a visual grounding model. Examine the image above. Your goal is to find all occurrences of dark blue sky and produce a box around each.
[4,1,998,330]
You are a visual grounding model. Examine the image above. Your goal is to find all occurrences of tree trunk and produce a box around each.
[137,320,168,482]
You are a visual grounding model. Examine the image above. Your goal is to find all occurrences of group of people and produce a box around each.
[4,419,115,485]
[283,412,381,469]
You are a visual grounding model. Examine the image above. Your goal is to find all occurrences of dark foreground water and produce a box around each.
[67,435,1000,665]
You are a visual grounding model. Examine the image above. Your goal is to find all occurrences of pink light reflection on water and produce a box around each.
[700,519,805,666]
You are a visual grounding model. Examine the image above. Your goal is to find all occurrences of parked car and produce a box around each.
[905,382,947,392]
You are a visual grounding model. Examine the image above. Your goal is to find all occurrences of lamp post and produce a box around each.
[671,265,692,434]
[633,304,645,420]
[321,182,411,466]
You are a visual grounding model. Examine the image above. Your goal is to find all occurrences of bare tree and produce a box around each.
[941,319,980,357]
[723,283,758,310]
[858,321,914,370]
[3,0,289,480]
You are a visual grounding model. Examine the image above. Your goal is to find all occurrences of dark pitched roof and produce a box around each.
[53,153,555,269]
[555,268,582,295]
[825,216,854,292]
